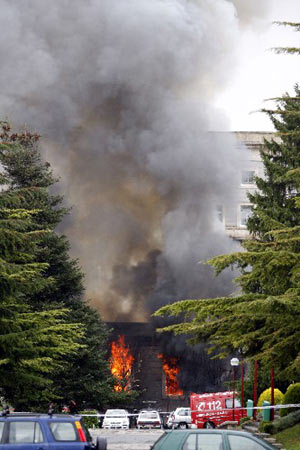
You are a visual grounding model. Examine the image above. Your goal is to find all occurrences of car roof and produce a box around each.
[105,409,127,412]
[0,414,80,421]
[139,410,159,413]
[166,429,270,438]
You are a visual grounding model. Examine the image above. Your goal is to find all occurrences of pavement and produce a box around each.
[90,428,165,450]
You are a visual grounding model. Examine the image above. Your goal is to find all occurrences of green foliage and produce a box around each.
[260,410,300,435]
[0,206,84,409]
[79,410,99,429]
[0,122,115,409]
[247,84,300,241]
[272,21,300,55]
[257,388,284,408]
[280,383,300,417]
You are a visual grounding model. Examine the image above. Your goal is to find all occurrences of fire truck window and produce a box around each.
[196,434,223,450]
[228,434,266,450]
[225,399,241,408]
[182,433,196,450]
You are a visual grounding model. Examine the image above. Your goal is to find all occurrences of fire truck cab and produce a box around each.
[190,391,245,429]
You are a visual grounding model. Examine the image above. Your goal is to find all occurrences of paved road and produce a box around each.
[90,428,165,450]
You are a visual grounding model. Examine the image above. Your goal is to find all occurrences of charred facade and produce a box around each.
[107,322,231,411]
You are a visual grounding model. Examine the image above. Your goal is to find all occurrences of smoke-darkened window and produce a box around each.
[217,205,223,223]
[241,170,255,185]
[240,205,252,226]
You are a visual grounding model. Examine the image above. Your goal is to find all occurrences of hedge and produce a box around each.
[260,409,300,434]
[280,383,300,417]
[79,410,99,429]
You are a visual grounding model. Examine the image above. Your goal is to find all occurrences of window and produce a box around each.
[0,422,4,441]
[216,205,223,223]
[49,422,77,441]
[240,205,252,226]
[241,170,255,184]
[8,421,43,444]
[196,434,223,450]
[225,398,241,408]
[183,433,196,450]
[228,434,266,450]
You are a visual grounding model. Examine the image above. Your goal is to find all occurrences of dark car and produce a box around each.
[0,413,107,450]
[150,429,279,450]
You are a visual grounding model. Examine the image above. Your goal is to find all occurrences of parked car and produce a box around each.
[0,412,107,450]
[150,429,279,450]
[137,410,162,429]
[167,407,191,429]
[102,409,130,429]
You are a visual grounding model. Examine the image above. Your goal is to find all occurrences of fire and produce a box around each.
[110,335,134,392]
[158,353,184,396]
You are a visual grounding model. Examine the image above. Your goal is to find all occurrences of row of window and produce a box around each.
[183,433,268,450]
[217,205,252,227]
[0,421,78,444]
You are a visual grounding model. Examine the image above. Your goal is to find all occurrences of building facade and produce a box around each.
[224,131,276,241]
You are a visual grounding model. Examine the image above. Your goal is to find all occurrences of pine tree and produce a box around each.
[247,84,300,241]
[0,123,114,408]
[0,206,83,409]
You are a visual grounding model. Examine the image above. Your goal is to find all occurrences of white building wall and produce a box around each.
[224,131,277,240]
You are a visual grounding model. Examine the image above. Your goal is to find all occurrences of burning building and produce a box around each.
[107,322,229,410]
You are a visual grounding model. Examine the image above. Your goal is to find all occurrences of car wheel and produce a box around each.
[96,437,107,450]
[204,421,215,429]
[178,422,188,430]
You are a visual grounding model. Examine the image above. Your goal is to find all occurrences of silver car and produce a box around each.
[168,407,191,429]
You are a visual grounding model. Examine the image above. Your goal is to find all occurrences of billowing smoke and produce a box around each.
[0,0,270,322]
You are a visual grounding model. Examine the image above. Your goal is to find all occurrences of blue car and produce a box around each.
[0,413,107,450]
[151,429,279,450]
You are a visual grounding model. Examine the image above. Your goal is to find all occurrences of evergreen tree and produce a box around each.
[0,206,83,409]
[0,123,114,408]
[247,84,300,241]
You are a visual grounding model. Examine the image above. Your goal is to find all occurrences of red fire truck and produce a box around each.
[190,391,245,429]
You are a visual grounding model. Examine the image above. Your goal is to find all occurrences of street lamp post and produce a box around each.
[230,358,239,421]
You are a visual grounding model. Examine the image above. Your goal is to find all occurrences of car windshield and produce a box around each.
[105,410,127,418]
[140,411,158,419]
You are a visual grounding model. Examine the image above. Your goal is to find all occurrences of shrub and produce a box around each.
[257,388,284,408]
[280,383,300,417]
[240,417,253,426]
[259,421,273,433]
[79,410,99,429]
[260,410,300,434]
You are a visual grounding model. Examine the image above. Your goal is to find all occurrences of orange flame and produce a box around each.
[110,335,134,392]
[158,353,184,396]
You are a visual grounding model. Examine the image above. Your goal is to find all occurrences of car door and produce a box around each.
[2,420,48,450]
[226,433,273,450]
[47,420,85,450]
[181,432,225,450]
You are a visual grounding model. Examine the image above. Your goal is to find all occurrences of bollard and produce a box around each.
[247,399,254,418]
[262,401,271,422]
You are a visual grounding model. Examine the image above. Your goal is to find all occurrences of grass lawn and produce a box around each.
[275,423,300,450]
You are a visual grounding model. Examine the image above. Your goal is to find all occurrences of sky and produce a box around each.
[215,0,300,132]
